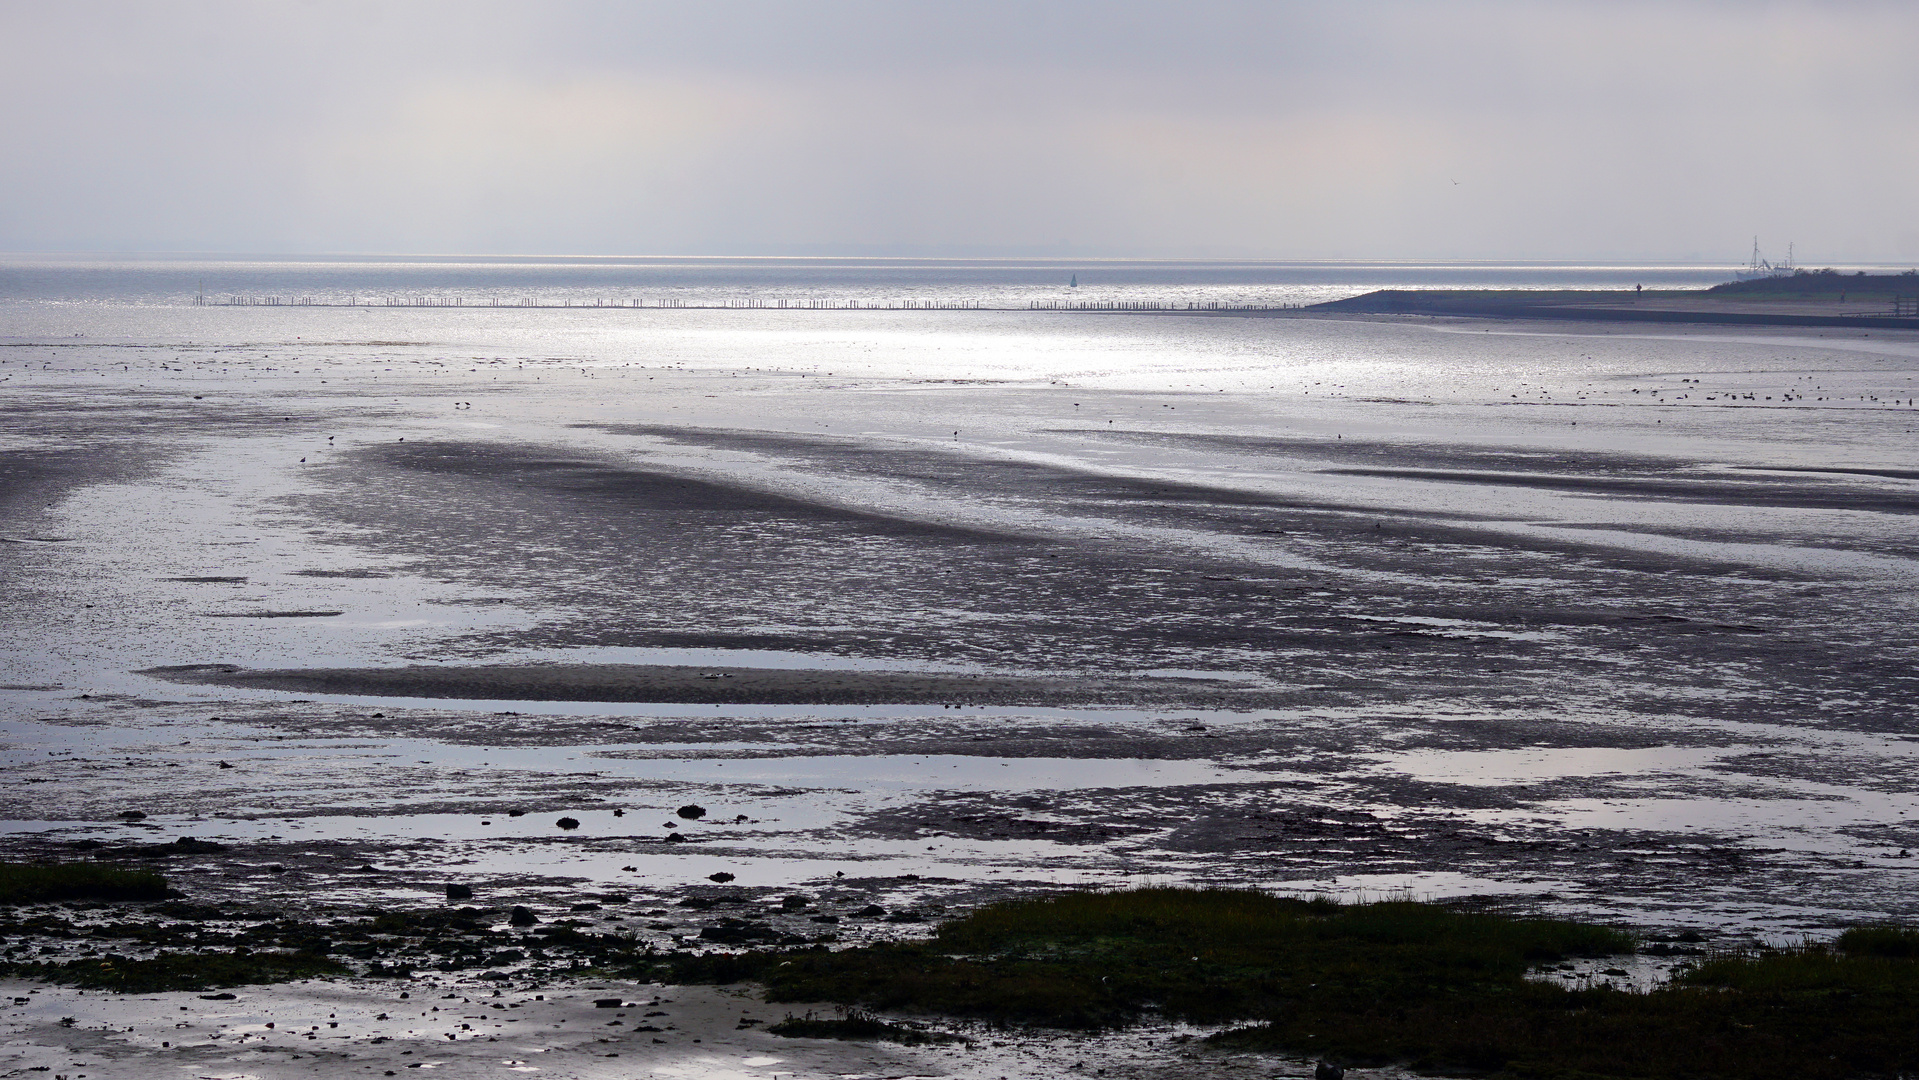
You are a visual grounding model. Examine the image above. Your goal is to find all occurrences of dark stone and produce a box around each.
[698,919,782,944]
[676,805,707,820]
[779,894,809,911]
[446,884,474,901]
[556,817,581,830]
[594,998,624,1008]
[854,904,886,917]
[508,906,539,927]
[707,872,736,883]
[150,836,228,856]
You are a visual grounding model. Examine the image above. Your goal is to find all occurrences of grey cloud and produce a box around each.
[2,1,1916,259]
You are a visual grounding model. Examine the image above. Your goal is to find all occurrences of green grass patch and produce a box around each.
[0,862,173,905]
[0,950,346,993]
[1836,924,1919,959]
[662,888,1629,1029]
[658,888,1919,1079]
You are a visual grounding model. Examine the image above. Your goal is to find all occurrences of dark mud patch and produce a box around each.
[852,793,1161,846]
[139,662,1260,707]
[360,438,1023,543]
[770,1009,966,1045]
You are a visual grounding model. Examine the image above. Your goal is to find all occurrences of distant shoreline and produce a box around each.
[1295,275,1919,330]
[176,273,1919,329]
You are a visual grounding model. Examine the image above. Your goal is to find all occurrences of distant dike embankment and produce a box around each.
[1305,270,1919,330]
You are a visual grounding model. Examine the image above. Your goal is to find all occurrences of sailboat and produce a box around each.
[1734,238,1794,281]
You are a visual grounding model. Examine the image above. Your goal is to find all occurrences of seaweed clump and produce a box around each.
[658,887,1919,1080]
[661,888,1627,1028]
[0,861,174,904]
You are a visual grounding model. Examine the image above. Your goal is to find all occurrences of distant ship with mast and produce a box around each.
[1735,237,1795,281]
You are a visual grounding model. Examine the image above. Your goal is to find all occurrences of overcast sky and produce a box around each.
[4,1,1915,261]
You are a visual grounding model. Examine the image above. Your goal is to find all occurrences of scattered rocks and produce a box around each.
[122,836,229,858]
[698,918,785,945]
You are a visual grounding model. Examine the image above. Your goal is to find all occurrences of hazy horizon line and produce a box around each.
[5,249,1909,270]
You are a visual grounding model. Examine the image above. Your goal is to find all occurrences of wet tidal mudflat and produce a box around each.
[3,303,1918,1076]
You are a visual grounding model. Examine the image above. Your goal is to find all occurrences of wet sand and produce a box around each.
[3,308,1919,1074]
[3,977,1305,1080]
